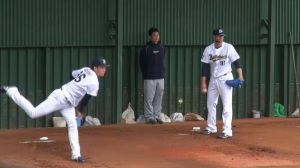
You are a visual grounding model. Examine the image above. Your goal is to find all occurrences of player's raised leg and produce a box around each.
[3,86,66,119]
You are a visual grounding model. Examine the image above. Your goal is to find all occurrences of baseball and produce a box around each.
[192,127,201,131]
[40,137,49,141]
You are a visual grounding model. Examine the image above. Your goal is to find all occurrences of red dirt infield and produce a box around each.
[0,118,300,168]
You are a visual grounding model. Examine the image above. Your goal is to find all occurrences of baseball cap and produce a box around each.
[213,28,225,36]
[91,57,110,68]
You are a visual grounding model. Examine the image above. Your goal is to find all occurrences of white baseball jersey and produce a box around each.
[201,42,240,78]
[61,67,99,106]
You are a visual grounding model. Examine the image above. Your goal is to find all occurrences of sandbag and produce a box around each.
[121,103,136,124]
[184,112,204,121]
[170,113,184,122]
[159,113,171,123]
[84,116,101,126]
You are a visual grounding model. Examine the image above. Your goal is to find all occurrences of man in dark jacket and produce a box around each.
[140,27,165,124]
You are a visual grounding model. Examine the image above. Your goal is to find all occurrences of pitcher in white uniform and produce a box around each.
[201,28,244,139]
[0,57,109,162]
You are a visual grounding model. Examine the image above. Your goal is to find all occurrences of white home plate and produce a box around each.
[192,127,200,131]
[19,140,56,144]
[40,137,49,141]
[177,133,189,136]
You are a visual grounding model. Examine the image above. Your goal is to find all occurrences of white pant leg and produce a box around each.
[60,107,81,159]
[152,79,164,119]
[206,79,219,132]
[6,88,67,119]
[7,87,79,158]
[218,79,233,136]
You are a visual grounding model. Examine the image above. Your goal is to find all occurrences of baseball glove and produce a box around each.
[225,79,244,88]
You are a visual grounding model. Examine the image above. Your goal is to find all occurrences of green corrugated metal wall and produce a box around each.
[2,0,300,46]
[0,48,45,128]
[123,0,261,45]
[274,45,300,114]
[0,0,110,47]
[1,0,300,129]
[275,0,300,44]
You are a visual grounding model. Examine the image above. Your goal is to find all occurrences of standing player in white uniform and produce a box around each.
[0,57,109,162]
[201,28,244,139]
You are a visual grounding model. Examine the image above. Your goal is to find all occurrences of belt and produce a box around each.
[213,73,228,78]
[60,88,72,105]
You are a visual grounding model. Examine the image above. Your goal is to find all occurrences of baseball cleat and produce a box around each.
[218,133,232,139]
[72,156,86,163]
[146,118,157,124]
[0,86,9,94]
[156,118,164,124]
[203,129,217,135]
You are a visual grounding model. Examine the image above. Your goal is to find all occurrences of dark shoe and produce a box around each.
[156,118,164,124]
[0,86,8,94]
[203,129,217,135]
[218,133,232,139]
[72,156,86,163]
[146,118,157,124]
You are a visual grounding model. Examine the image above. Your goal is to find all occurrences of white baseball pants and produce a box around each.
[206,73,234,136]
[6,87,81,159]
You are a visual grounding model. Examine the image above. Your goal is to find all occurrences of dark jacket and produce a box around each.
[139,41,165,80]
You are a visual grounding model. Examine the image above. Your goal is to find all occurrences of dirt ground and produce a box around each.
[1,118,300,168]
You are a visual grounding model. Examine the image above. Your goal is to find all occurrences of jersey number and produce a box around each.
[220,61,225,66]
[74,74,86,82]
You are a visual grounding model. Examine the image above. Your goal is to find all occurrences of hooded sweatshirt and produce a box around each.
[139,41,165,80]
